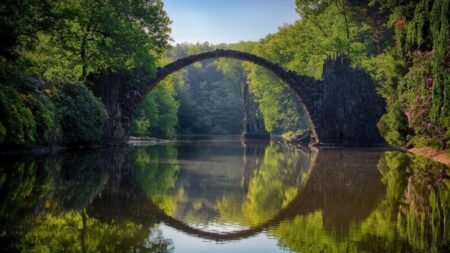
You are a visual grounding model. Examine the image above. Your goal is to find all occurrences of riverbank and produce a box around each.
[0,137,171,155]
[281,132,450,166]
[128,136,171,145]
[408,147,450,166]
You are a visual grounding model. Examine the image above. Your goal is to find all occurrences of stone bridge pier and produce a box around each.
[91,50,386,146]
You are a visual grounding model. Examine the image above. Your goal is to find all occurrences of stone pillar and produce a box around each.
[241,83,270,140]
[296,56,386,146]
[89,71,147,145]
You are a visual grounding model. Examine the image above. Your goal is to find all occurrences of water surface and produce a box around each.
[1,138,449,252]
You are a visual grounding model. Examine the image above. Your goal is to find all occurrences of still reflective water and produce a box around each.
[0,137,449,252]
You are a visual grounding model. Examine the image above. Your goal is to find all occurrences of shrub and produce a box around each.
[377,103,411,147]
[55,82,107,145]
[24,93,62,144]
[0,85,36,145]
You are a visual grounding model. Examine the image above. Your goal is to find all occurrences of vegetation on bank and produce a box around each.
[0,79,108,146]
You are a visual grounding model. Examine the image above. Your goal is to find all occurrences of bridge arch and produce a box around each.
[143,49,319,141]
[92,49,385,146]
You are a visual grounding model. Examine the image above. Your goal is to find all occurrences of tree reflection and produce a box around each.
[131,145,183,215]
[1,147,449,253]
[0,151,174,253]
[0,159,46,220]
[132,141,313,229]
[215,143,312,226]
[357,151,450,252]
[268,151,450,253]
[18,211,149,252]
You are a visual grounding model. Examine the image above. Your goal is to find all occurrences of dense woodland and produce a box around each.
[0,0,450,149]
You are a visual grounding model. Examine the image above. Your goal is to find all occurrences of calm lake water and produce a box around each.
[1,137,449,252]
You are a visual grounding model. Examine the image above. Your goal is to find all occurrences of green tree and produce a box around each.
[15,0,171,80]
[132,74,181,138]
[168,43,245,135]
[1,0,172,146]
[365,0,450,148]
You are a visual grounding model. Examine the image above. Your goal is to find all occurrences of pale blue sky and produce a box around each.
[163,0,298,44]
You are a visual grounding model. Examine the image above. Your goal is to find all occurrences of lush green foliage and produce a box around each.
[154,43,246,136]
[0,0,171,146]
[0,85,36,145]
[132,76,180,138]
[56,82,108,144]
[0,80,107,146]
[175,58,245,135]
[25,92,63,144]
[267,0,450,148]
[246,65,310,133]
[364,0,450,147]
[377,102,411,146]
[158,42,310,136]
[225,0,377,133]
[2,0,449,147]
[6,0,170,80]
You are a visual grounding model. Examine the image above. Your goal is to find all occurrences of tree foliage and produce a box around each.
[365,0,450,148]
[55,82,108,144]
[0,0,171,146]
[132,75,180,138]
[0,85,36,145]
[167,43,245,135]
[6,0,171,80]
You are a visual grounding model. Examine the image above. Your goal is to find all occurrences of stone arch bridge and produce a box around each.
[91,49,385,146]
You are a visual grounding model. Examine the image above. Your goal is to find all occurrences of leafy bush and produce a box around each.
[377,103,411,146]
[0,80,108,147]
[24,93,62,144]
[55,82,107,144]
[0,122,5,142]
[132,118,151,137]
[0,85,36,145]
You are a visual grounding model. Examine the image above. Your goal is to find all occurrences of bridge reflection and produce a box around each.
[87,145,385,242]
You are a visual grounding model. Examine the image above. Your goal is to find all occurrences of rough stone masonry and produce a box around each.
[91,50,386,146]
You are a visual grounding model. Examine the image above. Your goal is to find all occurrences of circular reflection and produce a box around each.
[132,140,315,238]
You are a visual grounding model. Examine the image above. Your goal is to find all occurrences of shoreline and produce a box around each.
[2,136,450,167]
[128,136,171,145]
[407,147,450,166]
[0,136,170,155]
